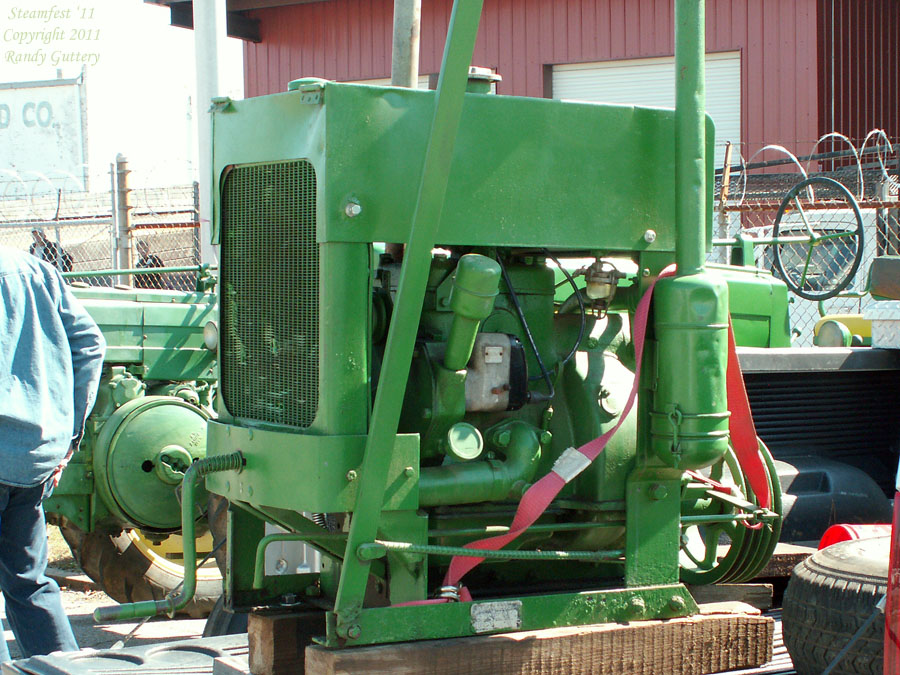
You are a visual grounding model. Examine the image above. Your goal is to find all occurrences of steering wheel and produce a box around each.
[772,176,864,301]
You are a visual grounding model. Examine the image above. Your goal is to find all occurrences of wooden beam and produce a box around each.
[146,0,326,10]
[168,1,261,42]
[303,606,773,675]
[687,583,773,611]
[756,543,815,578]
[248,608,325,675]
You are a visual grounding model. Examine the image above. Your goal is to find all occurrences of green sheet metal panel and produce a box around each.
[205,421,419,513]
[212,82,716,252]
[711,264,792,348]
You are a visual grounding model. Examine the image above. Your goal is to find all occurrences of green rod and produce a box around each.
[63,264,214,279]
[93,452,244,622]
[674,0,706,276]
[681,513,756,524]
[428,520,626,538]
[363,540,625,562]
[333,0,486,634]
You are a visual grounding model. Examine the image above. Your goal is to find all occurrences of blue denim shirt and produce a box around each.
[0,246,106,487]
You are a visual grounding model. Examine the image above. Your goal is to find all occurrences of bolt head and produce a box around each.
[495,430,512,448]
[643,229,657,244]
[649,483,668,500]
[628,595,646,617]
[347,624,362,639]
[346,469,358,482]
[404,466,416,478]
[669,595,687,612]
[344,201,362,218]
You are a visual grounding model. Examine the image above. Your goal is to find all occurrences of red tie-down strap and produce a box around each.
[395,265,770,605]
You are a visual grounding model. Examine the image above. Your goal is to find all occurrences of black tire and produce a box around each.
[59,520,221,618]
[207,493,229,576]
[203,596,248,637]
[782,536,888,675]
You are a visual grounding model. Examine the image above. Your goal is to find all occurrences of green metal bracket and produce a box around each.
[332,0,487,639]
[322,584,699,648]
[625,468,683,587]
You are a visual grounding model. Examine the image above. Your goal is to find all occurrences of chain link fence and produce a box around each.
[3,137,898,343]
[713,132,900,346]
[0,162,202,292]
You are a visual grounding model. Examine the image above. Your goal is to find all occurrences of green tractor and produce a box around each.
[46,271,221,617]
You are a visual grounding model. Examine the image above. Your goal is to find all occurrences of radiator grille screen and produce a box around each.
[220,161,319,428]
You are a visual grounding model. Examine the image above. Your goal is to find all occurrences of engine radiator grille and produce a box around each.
[220,161,319,428]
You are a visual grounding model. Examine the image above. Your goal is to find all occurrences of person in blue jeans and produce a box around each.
[0,245,105,662]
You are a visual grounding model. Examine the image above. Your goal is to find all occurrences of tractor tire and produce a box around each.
[203,596,248,637]
[782,536,888,675]
[59,520,222,618]
[207,493,229,576]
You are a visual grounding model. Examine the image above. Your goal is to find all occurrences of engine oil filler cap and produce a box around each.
[447,423,484,461]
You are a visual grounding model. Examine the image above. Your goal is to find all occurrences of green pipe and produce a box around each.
[682,513,757,524]
[359,540,624,562]
[428,520,625,538]
[334,0,486,629]
[253,532,348,589]
[418,421,541,507]
[93,452,244,622]
[444,254,501,370]
[63,264,214,279]
[674,0,706,276]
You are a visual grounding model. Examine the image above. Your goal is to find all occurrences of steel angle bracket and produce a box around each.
[321,584,699,648]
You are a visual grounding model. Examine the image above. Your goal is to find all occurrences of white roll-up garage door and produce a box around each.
[552,52,740,169]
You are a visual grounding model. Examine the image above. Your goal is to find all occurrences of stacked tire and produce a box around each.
[782,536,888,674]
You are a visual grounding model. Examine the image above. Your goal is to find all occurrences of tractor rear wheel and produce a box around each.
[59,520,222,618]
[782,536,888,674]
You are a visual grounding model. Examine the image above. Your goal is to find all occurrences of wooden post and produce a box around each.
[248,609,325,675]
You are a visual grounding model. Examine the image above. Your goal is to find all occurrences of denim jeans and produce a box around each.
[0,480,78,662]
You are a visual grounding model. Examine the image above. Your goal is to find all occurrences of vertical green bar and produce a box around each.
[333,0,485,638]
[674,0,706,276]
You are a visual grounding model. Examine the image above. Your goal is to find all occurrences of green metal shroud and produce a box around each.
[46,285,218,535]
[100,0,787,648]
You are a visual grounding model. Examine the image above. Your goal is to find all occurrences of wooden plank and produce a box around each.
[756,543,815,578]
[688,583,773,611]
[305,609,773,675]
[248,608,325,675]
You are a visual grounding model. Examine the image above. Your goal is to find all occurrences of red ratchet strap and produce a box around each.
[725,321,770,509]
[422,265,767,601]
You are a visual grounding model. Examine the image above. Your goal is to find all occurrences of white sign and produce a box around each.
[470,600,523,634]
[0,76,87,186]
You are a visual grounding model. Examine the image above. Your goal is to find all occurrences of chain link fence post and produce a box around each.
[115,154,133,286]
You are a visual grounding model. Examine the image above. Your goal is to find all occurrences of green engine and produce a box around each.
[97,0,784,647]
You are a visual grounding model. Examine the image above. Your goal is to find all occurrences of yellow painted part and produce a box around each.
[814,314,872,338]
[129,530,221,581]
